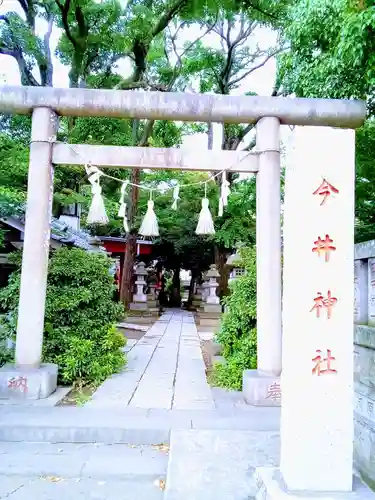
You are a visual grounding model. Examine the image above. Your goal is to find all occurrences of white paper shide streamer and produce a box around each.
[218,171,230,217]
[139,192,159,237]
[196,184,215,235]
[86,166,109,225]
[118,180,130,232]
[172,184,180,210]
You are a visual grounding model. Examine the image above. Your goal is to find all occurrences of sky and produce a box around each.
[0,0,282,152]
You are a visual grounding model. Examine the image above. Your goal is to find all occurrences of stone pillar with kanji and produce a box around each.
[255,126,363,499]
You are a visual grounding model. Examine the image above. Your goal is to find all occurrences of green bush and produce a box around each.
[211,247,257,390]
[0,248,126,386]
[0,316,13,367]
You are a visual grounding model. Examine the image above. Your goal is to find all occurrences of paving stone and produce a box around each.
[191,409,280,431]
[0,476,31,498]
[82,445,168,479]
[0,452,85,477]
[165,430,280,500]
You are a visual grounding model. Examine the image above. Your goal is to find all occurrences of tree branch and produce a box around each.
[16,0,28,13]
[167,18,217,90]
[152,0,188,38]
[55,0,77,48]
[236,123,254,144]
[242,136,256,151]
[41,12,54,86]
[0,15,10,25]
[229,48,284,86]
[75,4,88,38]
[238,0,278,21]
[0,47,40,86]
[139,120,155,147]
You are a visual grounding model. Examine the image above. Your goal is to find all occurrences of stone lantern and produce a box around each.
[226,250,246,283]
[196,265,222,336]
[130,261,148,310]
[206,264,220,305]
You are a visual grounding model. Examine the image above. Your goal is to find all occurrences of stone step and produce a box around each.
[0,476,165,500]
[196,312,221,320]
[0,407,280,445]
[0,442,168,481]
[125,315,155,325]
[117,322,149,332]
[164,429,280,500]
[197,318,221,327]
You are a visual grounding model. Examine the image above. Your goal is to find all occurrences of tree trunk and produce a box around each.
[120,165,140,307]
[187,269,198,307]
[169,266,181,307]
[215,245,229,299]
[120,232,136,308]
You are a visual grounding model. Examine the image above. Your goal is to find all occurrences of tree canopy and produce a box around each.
[3,0,375,303]
[277,0,375,242]
[0,0,273,305]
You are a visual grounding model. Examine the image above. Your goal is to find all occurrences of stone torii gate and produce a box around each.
[0,86,368,499]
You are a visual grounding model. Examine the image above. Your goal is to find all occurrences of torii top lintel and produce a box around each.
[0,85,366,129]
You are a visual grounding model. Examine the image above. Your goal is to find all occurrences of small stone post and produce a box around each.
[354,259,368,324]
[146,267,159,316]
[147,268,157,304]
[0,107,59,399]
[243,117,281,406]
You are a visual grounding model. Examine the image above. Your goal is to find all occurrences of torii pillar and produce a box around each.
[243,116,282,406]
[0,107,59,399]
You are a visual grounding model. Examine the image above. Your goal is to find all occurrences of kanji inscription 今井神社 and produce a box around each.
[310,290,337,319]
[312,349,337,376]
[313,178,339,206]
[312,235,336,262]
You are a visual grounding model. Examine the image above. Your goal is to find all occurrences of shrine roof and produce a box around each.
[1,215,104,252]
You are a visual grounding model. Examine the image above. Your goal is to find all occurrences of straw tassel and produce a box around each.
[172,184,180,210]
[139,192,159,237]
[120,203,129,232]
[218,171,230,217]
[86,170,109,225]
[118,181,130,232]
[196,184,215,235]
[218,197,224,217]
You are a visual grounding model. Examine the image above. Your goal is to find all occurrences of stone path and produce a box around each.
[0,309,282,499]
[0,442,167,499]
[87,310,214,410]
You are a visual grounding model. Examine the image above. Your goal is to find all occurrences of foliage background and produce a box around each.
[0,248,126,386]
[209,246,257,390]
